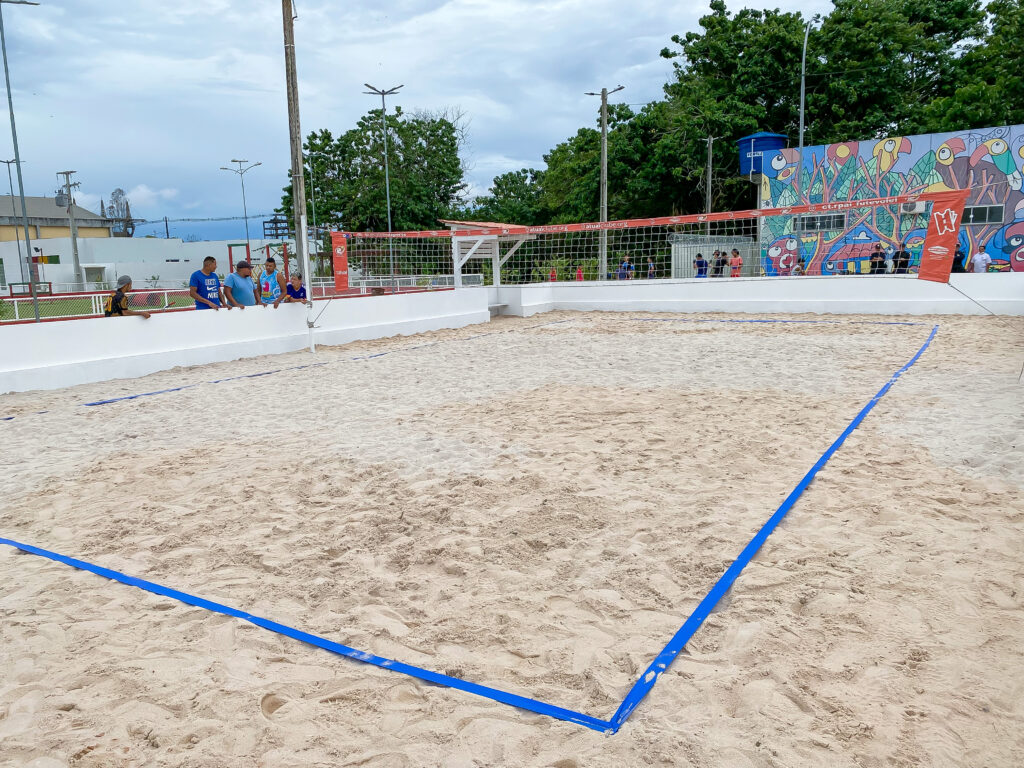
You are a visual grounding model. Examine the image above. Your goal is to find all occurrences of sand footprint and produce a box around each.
[260,693,288,719]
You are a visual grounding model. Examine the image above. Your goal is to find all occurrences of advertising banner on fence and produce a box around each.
[330,233,349,291]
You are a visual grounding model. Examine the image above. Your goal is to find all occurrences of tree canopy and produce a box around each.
[283,0,1022,231]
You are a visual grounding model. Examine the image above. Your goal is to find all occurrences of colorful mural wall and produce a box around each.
[758,124,1024,275]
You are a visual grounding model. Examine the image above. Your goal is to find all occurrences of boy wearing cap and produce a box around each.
[224,260,260,308]
[104,276,152,319]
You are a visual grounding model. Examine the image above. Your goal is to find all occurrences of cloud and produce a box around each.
[1,0,832,238]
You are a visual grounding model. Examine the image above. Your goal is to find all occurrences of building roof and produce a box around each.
[438,218,523,229]
[0,195,113,225]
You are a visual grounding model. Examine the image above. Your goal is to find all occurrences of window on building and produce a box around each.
[796,213,846,232]
[963,205,1004,225]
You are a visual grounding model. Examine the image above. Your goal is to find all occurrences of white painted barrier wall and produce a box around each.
[0,289,490,393]
[495,273,1024,317]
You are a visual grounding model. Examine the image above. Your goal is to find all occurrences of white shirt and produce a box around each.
[971,252,992,273]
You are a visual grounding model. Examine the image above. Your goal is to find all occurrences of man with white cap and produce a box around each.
[104,275,151,319]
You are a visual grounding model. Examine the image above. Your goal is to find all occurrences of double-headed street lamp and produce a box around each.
[220,159,261,259]
[363,83,403,290]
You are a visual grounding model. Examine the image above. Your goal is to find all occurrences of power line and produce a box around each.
[133,212,276,226]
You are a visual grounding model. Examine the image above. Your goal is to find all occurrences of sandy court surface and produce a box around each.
[1,311,1022,767]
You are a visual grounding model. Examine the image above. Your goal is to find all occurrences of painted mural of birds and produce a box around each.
[925,137,967,192]
[970,137,1023,191]
[872,136,912,175]
[761,147,801,203]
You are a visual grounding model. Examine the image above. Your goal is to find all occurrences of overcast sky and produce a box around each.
[4,0,830,239]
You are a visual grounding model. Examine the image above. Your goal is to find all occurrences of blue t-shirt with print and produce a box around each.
[190,269,222,309]
[286,284,307,300]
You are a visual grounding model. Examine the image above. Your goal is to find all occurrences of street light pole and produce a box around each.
[219,159,261,260]
[1,158,24,281]
[364,83,403,292]
[0,0,40,320]
[585,84,624,280]
[798,19,813,203]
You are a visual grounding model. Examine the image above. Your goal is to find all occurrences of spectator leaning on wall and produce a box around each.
[104,275,151,319]
[279,273,307,305]
[224,260,260,309]
[189,256,229,310]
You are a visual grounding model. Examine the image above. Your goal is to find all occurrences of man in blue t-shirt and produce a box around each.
[189,256,227,310]
[279,272,308,305]
[224,260,260,308]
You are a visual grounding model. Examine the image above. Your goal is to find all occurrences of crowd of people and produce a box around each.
[692,249,746,278]
[104,255,309,319]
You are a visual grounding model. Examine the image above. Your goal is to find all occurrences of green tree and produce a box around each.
[280,108,468,233]
[918,0,1024,130]
[470,168,547,225]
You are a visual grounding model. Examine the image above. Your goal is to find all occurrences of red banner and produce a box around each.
[917,190,970,283]
[330,232,349,291]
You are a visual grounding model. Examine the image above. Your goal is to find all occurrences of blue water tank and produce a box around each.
[738,132,789,176]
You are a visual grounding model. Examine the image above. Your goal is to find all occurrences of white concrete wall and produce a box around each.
[494,274,1024,317]
[0,288,489,393]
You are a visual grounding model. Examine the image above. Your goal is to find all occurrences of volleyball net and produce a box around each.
[327,191,969,293]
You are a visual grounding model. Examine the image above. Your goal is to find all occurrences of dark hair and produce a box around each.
[203,256,216,264]
[265,256,276,265]
[696,252,704,258]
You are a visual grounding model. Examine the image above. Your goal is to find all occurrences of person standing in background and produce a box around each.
[693,253,708,278]
[952,244,967,273]
[892,242,911,274]
[647,257,656,279]
[869,243,886,275]
[729,249,743,277]
[971,248,992,273]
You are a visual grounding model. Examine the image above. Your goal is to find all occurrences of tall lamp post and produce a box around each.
[363,83,403,292]
[585,84,624,280]
[220,159,261,260]
[1,0,39,320]
[304,149,331,275]
[1,158,23,280]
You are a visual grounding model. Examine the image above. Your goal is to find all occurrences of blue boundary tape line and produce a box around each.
[76,319,573,409]
[0,536,613,733]
[0,321,939,733]
[607,323,940,730]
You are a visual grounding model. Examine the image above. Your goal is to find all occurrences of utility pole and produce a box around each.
[1,0,40,320]
[705,136,718,244]
[1,158,23,280]
[164,216,169,239]
[219,159,261,259]
[363,83,403,291]
[585,84,624,279]
[57,170,83,290]
[281,0,312,311]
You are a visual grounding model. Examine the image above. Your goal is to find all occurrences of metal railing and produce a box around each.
[0,288,193,323]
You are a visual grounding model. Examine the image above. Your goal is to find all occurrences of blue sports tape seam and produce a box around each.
[607,324,940,731]
[0,536,612,733]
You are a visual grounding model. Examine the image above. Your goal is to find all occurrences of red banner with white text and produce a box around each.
[917,190,970,283]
